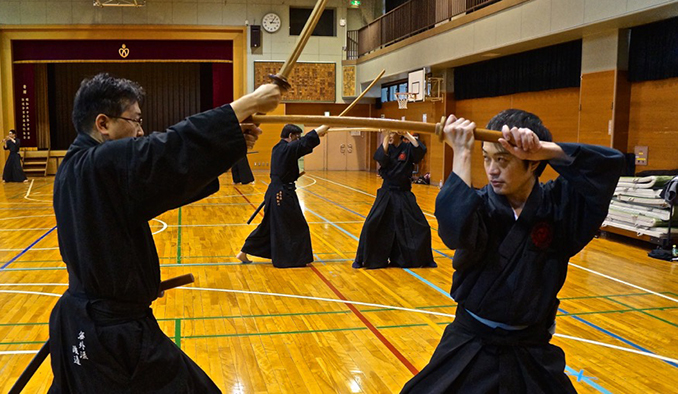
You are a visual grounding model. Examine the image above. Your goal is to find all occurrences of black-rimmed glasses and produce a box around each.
[108,115,143,128]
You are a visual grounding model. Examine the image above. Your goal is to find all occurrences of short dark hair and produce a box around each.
[281,124,303,138]
[486,109,553,177]
[9,129,16,135]
[72,73,145,134]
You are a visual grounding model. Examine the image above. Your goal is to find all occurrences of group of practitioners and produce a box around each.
[40,72,623,393]
[236,123,435,270]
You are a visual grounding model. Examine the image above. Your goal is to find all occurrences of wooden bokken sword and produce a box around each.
[248,114,504,143]
[246,69,385,225]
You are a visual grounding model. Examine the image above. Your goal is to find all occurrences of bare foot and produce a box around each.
[236,251,252,264]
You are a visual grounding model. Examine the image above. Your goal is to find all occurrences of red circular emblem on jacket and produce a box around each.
[398,152,407,161]
[531,221,553,250]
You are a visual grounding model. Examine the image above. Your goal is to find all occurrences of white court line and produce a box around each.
[0,228,55,232]
[23,180,51,202]
[0,220,165,235]
[186,286,456,317]
[0,289,61,297]
[553,333,678,364]
[202,177,317,200]
[569,262,678,304]
[0,350,40,355]
[0,282,676,364]
[309,174,436,218]
[24,179,34,198]
[150,219,167,235]
[146,221,364,228]
[0,247,59,252]
[0,215,55,221]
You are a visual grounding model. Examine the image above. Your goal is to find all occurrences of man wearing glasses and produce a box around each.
[48,73,280,393]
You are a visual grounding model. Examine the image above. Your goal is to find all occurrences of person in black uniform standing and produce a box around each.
[401,109,625,393]
[2,130,28,183]
[237,124,328,268]
[353,131,436,269]
[49,73,280,393]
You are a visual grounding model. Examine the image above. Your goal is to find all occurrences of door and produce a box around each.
[326,131,367,170]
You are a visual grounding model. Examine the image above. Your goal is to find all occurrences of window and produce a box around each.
[290,8,336,36]
[381,80,408,102]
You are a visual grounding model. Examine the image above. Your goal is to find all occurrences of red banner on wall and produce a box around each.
[13,64,37,148]
[13,40,233,62]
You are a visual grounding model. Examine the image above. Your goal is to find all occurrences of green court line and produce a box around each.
[4,304,676,346]
[0,340,46,345]
[0,322,49,327]
[0,260,64,264]
[559,292,663,300]
[158,310,350,322]
[176,207,182,264]
[175,319,181,349]
[557,305,678,317]
[183,326,368,339]
[182,322,456,341]
[605,297,678,329]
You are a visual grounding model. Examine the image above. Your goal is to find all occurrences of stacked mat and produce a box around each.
[602,175,678,240]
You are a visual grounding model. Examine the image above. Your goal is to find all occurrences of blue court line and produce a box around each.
[301,188,452,259]
[559,306,678,368]
[564,366,611,394]
[402,269,451,299]
[1,226,57,270]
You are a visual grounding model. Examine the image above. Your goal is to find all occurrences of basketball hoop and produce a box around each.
[396,92,415,109]
[425,77,444,102]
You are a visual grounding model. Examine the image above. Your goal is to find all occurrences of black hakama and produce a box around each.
[2,138,27,182]
[402,143,625,393]
[241,130,320,268]
[231,156,254,184]
[49,104,247,393]
[354,141,435,268]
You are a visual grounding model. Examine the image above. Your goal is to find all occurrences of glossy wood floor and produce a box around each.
[1,172,677,394]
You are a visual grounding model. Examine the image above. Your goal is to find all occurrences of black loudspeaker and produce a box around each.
[375,98,382,109]
[250,25,261,48]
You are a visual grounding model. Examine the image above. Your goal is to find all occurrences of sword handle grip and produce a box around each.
[268,74,292,92]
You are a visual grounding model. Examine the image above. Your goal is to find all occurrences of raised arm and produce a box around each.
[374,134,391,168]
[289,129,321,159]
[441,115,476,187]
[497,126,625,255]
[97,85,281,220]
[548,143,625,255]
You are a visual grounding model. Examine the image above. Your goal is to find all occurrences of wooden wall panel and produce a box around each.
[455,95,511,186]
[246,104,286,172]
[613,70,631,153]
[579,70,614,147]
[628,77,678,171]
[342,66,356,97]
[285,103,370,117]
[454,87,579,185]
[254,62,335,102]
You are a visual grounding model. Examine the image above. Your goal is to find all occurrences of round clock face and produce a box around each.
[262,13,281,33]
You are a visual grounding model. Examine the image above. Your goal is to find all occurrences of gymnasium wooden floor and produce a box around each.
[1,171,677,393]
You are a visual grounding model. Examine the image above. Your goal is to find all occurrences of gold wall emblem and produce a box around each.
[119,44,130,58]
